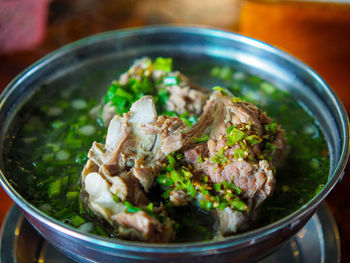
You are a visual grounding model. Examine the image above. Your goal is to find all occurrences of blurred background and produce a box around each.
[0,0,349,261]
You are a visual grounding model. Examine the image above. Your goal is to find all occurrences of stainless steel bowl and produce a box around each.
[0,26,349,263]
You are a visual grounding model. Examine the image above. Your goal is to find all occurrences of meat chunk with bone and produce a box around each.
[164,73,208,116]
[181,90,286,236]
[81,96,185,242]
[113,211,174,242]
[101,57,208,125]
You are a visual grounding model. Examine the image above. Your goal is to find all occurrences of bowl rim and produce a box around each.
[0,25,349,253]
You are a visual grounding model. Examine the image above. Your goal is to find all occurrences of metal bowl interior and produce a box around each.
[0,26,349,262]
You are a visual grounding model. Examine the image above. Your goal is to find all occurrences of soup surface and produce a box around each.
[5,59,329,242]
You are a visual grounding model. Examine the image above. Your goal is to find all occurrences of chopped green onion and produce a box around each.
[211,148,228,166]
[226,127,245,146]
[124,201,141,213]
[245,135,261,145]
[153,57,172,72]
[47,107,63,116]
[113,192,120,203]
[48,178,62,198]
[219,202,228,210]
[157,174,174,186]
[199,200,213,211]
[56,150,70,161]
[231,97,242,103]
[264,123,278,133]
[222,181,242,195]
[260,82,275,94]
[311,158,320,169]
[54,208,69,218]
[197,154,203,164]
[181,169,193,179]
[146,203,154,211]
[162,188,172,199]
[79,125,96,136]
[234,148,245,160]
[66,191,79,202]
[167,155,177,168]
[264,142,276,154]
[213,86,229,96]
[115,88,133,101]
[194,134,209,143]
[232,200,248,211]
[71,215,86,227]
[95,226,108,237]
[71,99,88,110]
[213,183,221,192]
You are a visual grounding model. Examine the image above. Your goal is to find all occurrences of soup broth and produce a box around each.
[4,62,329,241]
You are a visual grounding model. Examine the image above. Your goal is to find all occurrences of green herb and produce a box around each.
[222,181,242,195]
[71,215,86,227]
[226,127,245,146]
[199,200,213,211]
[232,200,248,211]
[48,178,62,198]
[179,111,196,127]
[66,191,79,202]
[260,82,275,94]
[95,226,108,237]
[213,86,229,96]
[194,134,209,143]
[146,203,154,212]
[264,142,276,154]
[245,135,261,145]
[213,183,221,192]
[153,57,173,72]
[167,155,177,168]
[211,148,228,166]
[158,88,169,105]
[234,148,245,160]
[113,192,120,203]
[265,123,278,133]
[157,174,174,187]
[197,154,203,163]
[219,202,228,210]
[124,201,141,213]
[54,208,72,219]
[231,97,242,103]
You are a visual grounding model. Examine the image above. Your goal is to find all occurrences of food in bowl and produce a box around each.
[4,57,330,243]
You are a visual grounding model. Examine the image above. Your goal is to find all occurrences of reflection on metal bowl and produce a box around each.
[0,26,349,263]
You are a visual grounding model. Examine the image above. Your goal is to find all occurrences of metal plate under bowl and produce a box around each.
[0,203,340,263]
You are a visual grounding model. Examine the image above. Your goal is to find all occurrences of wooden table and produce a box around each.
[0,0,349,262]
